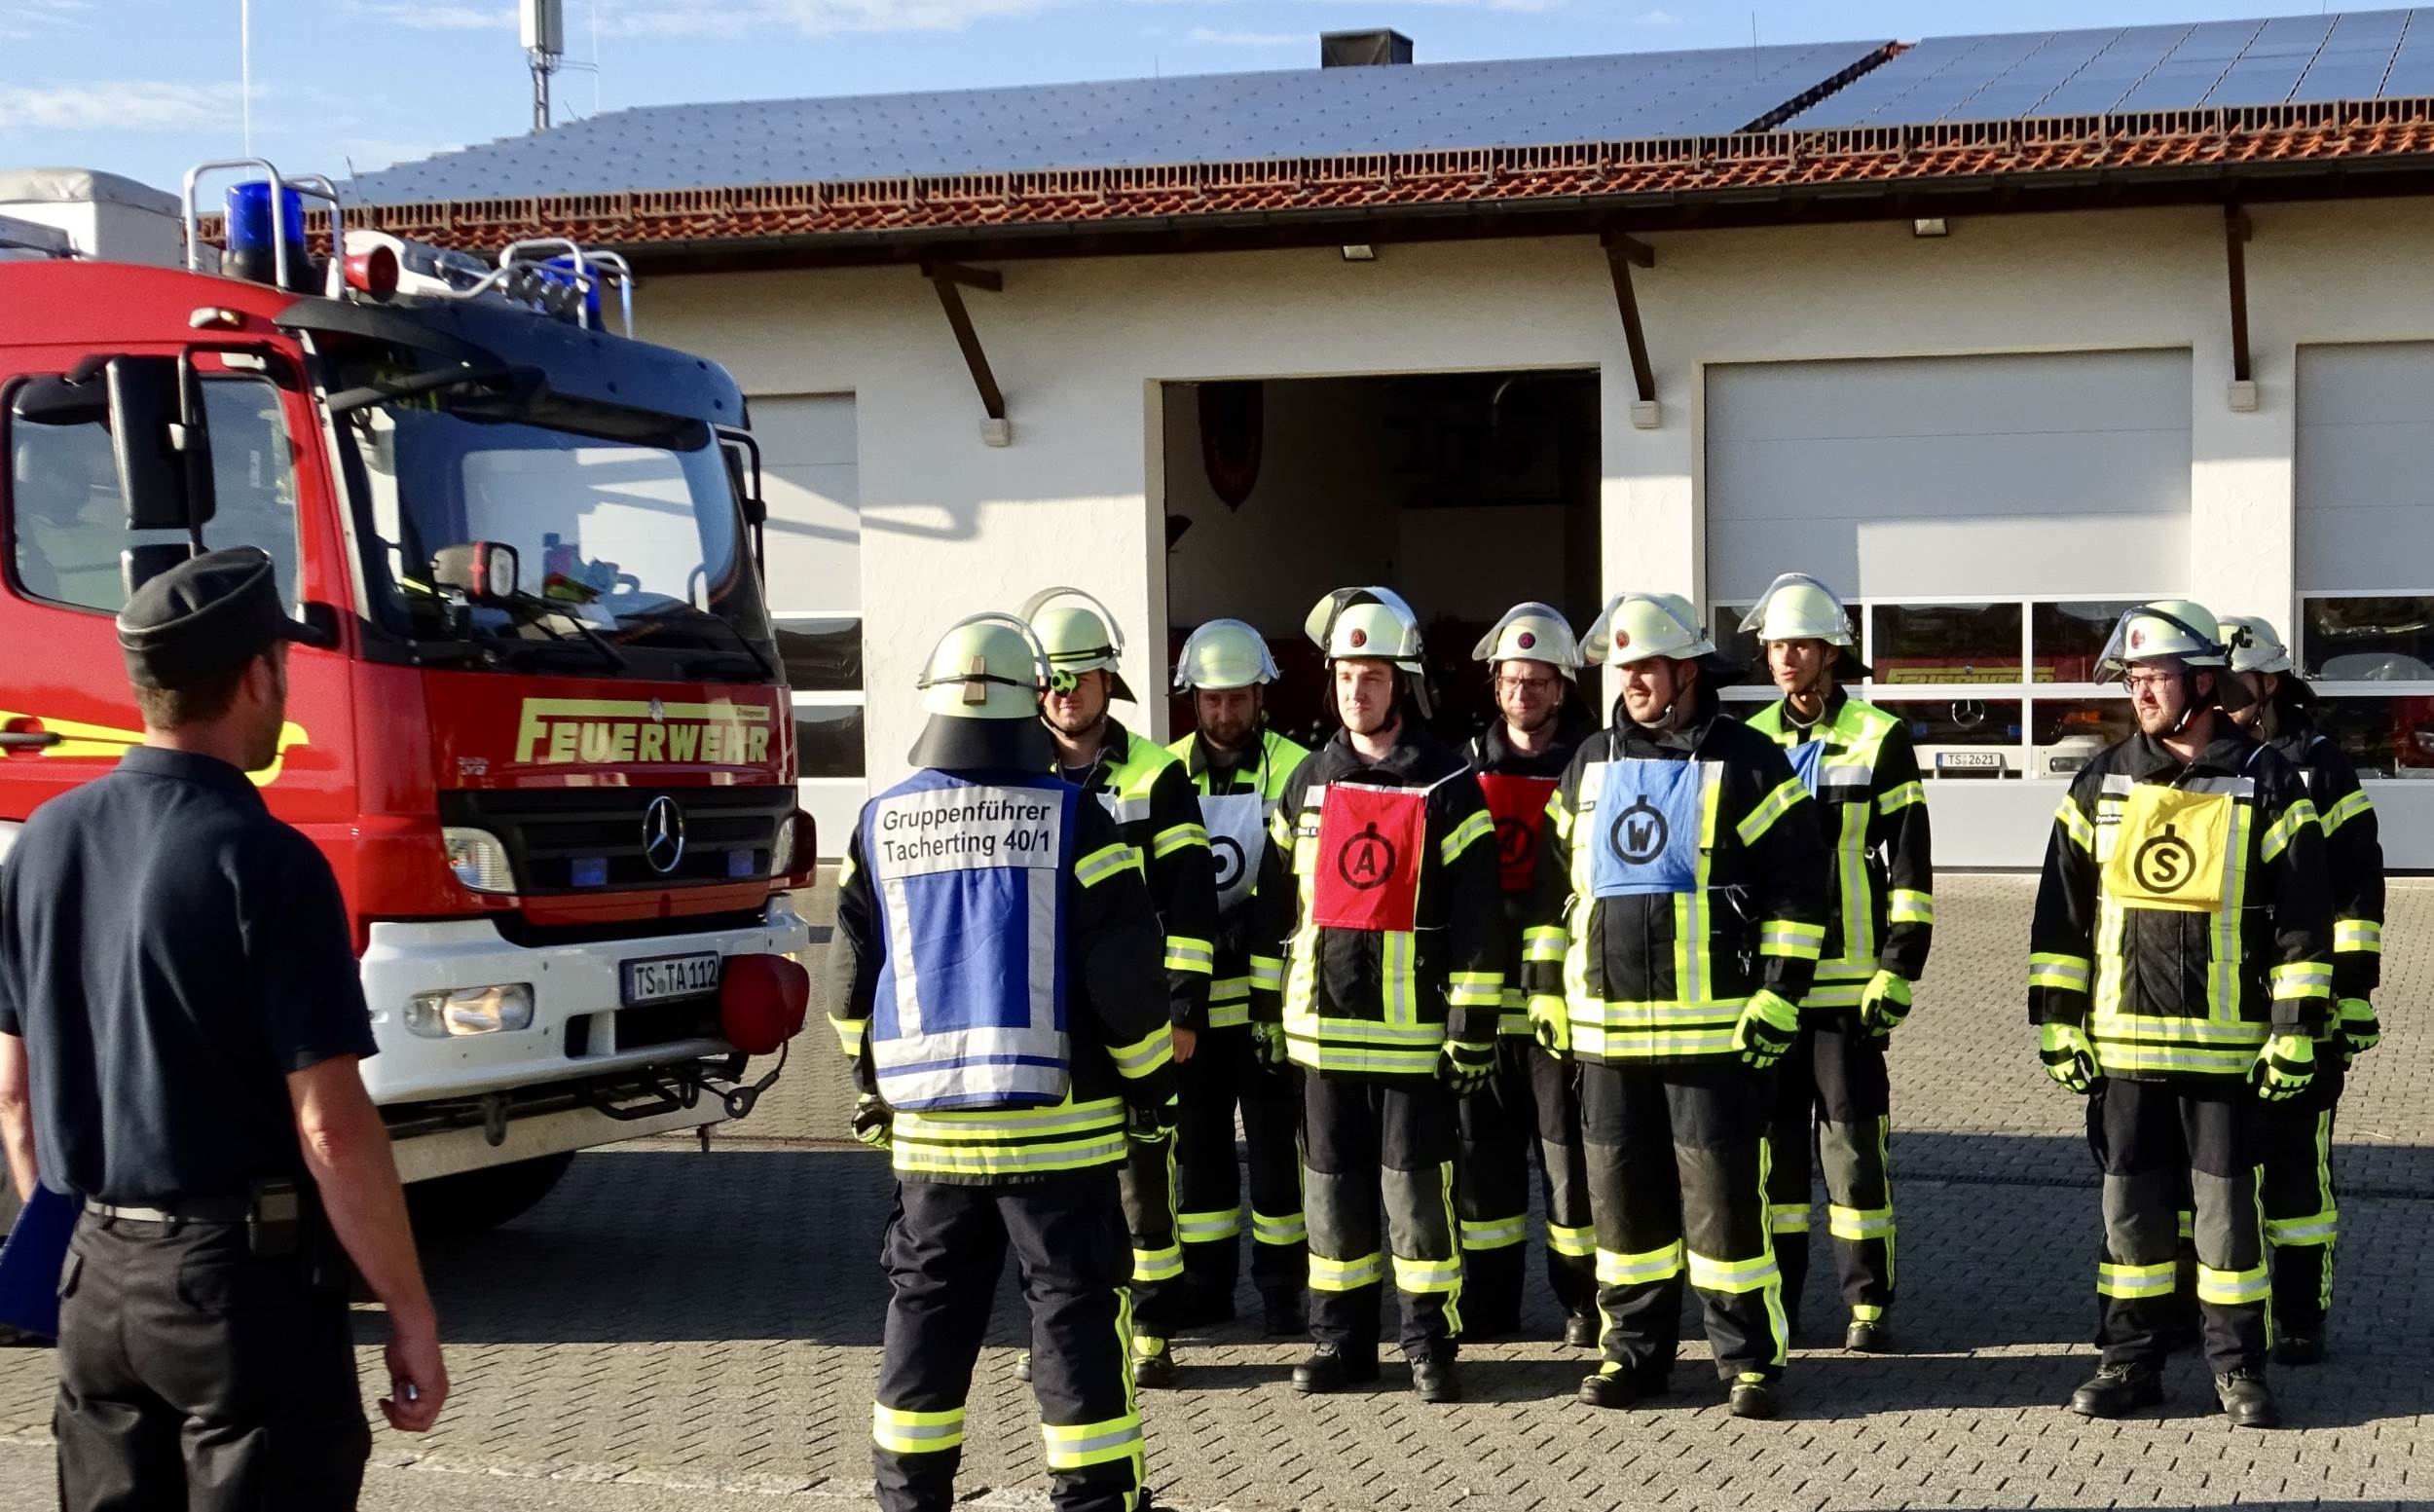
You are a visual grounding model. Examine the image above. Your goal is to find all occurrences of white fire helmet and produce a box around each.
[2096,599,2252,712]
[2218,614,2296,677]
[1584,591,1719,668]
[1173,618,1279,692]
[1020,586,1136,701]
[915,612,1052,721]
[1306,586,1430,717]
[1471,602,1583,681]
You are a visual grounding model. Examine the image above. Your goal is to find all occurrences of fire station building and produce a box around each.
[353,13,2434,866]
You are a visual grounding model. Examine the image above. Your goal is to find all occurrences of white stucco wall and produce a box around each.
[645,196,2434,860]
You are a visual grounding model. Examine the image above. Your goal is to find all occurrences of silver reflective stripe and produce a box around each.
[883,873,926,1038]
[1028,863,1058,1035]
[1819,763,1874,790]
[1098,793,1153,825]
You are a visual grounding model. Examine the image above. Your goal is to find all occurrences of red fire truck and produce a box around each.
[0,165,814,1233]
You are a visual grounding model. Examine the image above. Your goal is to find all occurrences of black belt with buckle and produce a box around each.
[85,1195,253,1225]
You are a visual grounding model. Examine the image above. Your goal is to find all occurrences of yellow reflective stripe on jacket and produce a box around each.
[1164,935,1214,975]
[1522,924,1566,964]
[1107,1024,1175,1079]
[2269,960,2333,1000]
[1041,1415,1143,1470]
[1448,971,1502,1011]
[2030,952,2091,991]
[1151,822,1209,859]
[2257,798,2319,865]
[830,1015,867,1059]
[1074,842,1141,889]
[1248,952,1284,991]
[892,1096,1129,1178]
[1735,777,1810,847]
[2334,919,2381,954]
[1888,889,1935,926]
[1757,919,1826,961]
[1439,807,1494,867]
[2056,799,2096,854]
[2321,787,2374,835]
[1878,780,1926,816]
[836,851,859,890]
[2088,1010,2267,1078]
[873,1403,964,1455]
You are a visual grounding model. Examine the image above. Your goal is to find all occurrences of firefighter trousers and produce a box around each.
[2086,1078,2269,1378]
[1174,1025,1307,1314]
[1763,1019,1896,1329]
[1577,1058,1789,1383]
[1119,1136,1183,1344]
[1302,1074,1462,1363]
[1454,1034,1595,1333]
[873,1172,1143,1512]
[2259,1061,2344,1336]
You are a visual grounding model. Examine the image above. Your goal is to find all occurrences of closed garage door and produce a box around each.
[2295,343,2434,866]
[1706,350,2194,865]
[750,393,862,856]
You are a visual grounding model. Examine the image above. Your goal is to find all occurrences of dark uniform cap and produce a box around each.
[115,547,310,691]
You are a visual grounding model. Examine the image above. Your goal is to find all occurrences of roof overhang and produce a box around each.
[341,97,2434,274]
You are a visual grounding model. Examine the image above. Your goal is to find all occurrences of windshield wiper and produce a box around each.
[487,594,628,675]
[645,604,776,684]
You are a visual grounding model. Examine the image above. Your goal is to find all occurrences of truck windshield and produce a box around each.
[340,397,775,681]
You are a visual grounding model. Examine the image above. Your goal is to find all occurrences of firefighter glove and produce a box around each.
[1527,993,1571,1058]
[1438,1039,1497,1097]
[1859,971,1912,1038]
[2039,1021,2098,1094]
[2252,1032,2316,1102]
[1127,1094,1178,1145]
[2337,997,2380,1062]
[1250,1020,1290,1071]
[850,1093,893,1151]
[1732,990,1800,1071]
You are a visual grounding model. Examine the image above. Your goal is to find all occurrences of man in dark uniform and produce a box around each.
[0,548,448,1510]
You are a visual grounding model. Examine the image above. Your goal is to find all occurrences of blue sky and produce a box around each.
[0,0,2357,193]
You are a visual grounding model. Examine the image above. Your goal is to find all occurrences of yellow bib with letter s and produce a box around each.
[2102,785,2231,913]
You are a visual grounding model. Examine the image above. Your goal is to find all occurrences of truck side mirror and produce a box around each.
[717,427,767,574]
[106,355,217,536]
[431,541,520,605]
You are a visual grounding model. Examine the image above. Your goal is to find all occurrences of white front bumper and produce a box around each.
[357,898,812,1106]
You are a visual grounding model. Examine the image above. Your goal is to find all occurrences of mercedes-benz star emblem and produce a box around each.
[643,795,686,876]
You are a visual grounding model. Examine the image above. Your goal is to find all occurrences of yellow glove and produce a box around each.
[1528,993,1571,1058]
[1860,971,1912,1038]
[1731,989,1800,1071]
[2337,997,2380,1063]
[2040,1021,2097,1094]
[851,1093,893,1150]
[2251,1032,2315,1102]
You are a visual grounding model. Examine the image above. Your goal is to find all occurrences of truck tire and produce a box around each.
[406,1152,577,1237]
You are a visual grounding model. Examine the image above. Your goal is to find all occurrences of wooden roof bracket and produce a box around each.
[2223,205,2259,412]
[1601,231,1662,427]
[922,261,1014,445]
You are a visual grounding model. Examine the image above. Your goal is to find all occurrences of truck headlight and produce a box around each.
[405,983,535,1038]
[442,827,515,893]
[769,808,815,879]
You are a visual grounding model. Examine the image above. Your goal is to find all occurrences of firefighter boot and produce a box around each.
[1726,1373,1782,1420]
[2273,1334,2326,1366]
[1290,1343,1380,1393]
[1563,1311,1599,1348]
[1132,1337,1178,1390]
[1412,1356,1462,1404]
[2216,1370,2282,1429]
[1576,1361,1669,1410]
[2069,1363,2165,1418]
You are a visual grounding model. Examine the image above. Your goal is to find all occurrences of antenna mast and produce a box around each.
[522,0,565,131]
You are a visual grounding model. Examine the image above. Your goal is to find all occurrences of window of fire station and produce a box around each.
[2300,595,2434,776]
[5,374,301,615]
[1717,595,2151,780]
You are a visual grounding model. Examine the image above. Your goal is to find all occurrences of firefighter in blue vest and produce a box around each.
[830,612,1179,1512]
[1739,573,1935,1353]
[2030,601,2331,1430]
[1525,591,1831,1420]
[1023,587,1219,1389]
[1454,603,1600,1346]
[1249,586,1506,1404]
[1165,619,1311,1336]
[2219,614,2383,1365]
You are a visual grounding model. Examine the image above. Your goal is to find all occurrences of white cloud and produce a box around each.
[341,2,515,29]
[1184,26,1298,47]
[0,0,93,40]
[1635,8,1682,24]
[0,80,244,131]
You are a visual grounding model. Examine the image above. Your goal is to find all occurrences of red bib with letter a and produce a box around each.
[1310,782,1427,933]
[1475,773,1558,895]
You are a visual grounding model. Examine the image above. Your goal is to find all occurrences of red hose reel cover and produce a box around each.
[719,953,810,1054]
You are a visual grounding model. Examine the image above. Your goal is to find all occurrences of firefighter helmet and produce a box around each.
[1020,586,1137,701]
[2218,614,2296,676]
[1584,592,1719,669]
[2096,599,2252,713]
[1471,602,1583,680]
[1173,618,1279,691]
[908,612,1056,769]
[1737,572,1868,679]
[1306,586,1431,718]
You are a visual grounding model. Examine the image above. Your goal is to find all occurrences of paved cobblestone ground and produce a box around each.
[1,875,2428,1510]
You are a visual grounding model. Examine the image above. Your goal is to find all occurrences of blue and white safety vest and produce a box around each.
[862,769,1077,1111]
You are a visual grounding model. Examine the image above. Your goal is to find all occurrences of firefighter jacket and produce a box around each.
[1249,722,1507,1078]
[1166,725,1310,1029]
[1746,689,1935,1014]
[1466,699,1598,1036]
[1525,688,1832,1064]
[829,769,1178,1185]
[1056,718,1221,1031]
[2028,728,2335,1080]
[2268,711,2383,1000]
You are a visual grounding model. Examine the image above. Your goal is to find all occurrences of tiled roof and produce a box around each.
[339,98,2434,260]
[350,41,1888,204]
